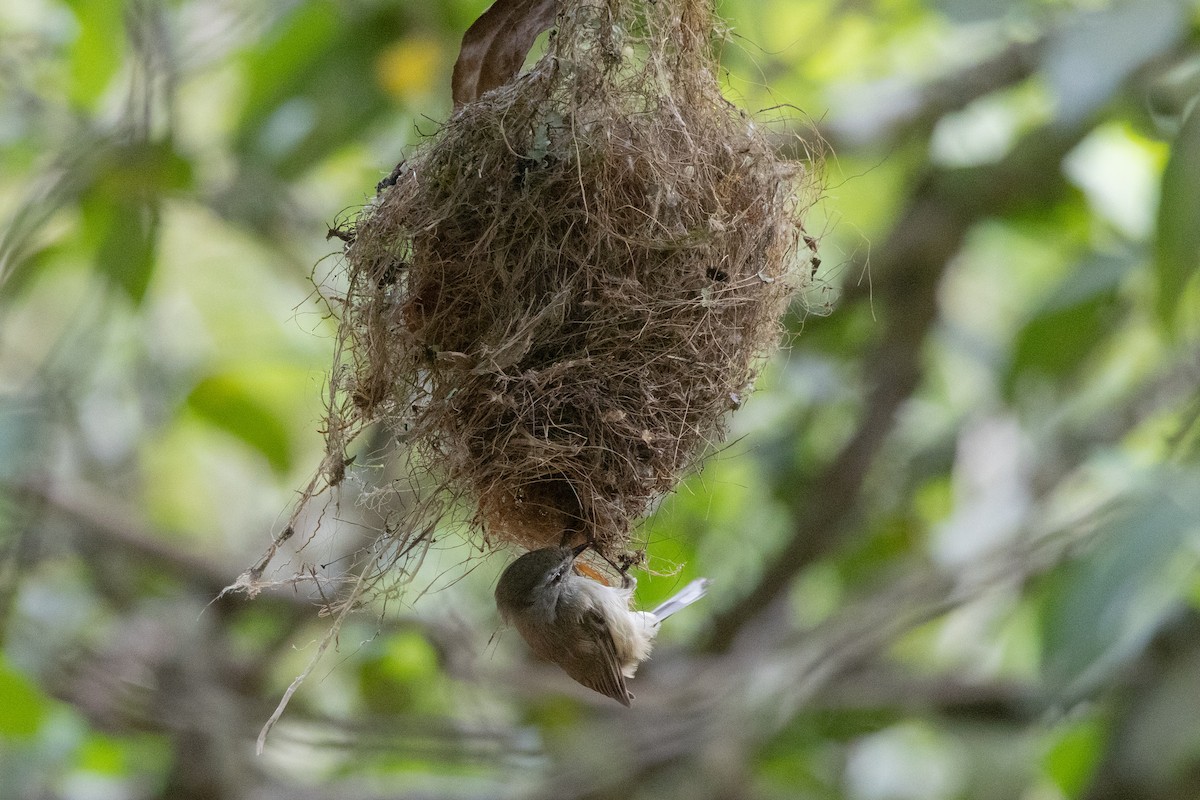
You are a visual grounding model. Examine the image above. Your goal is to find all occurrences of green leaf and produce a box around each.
[79,142,192,303]
[0,658,47,738]
[358,632,444,715]
[90,142,194,196]
[187,374,293,474]
[93,199,159,304]
[1006,251,1131,393]
[64,0,125,108]
[75,731,172,779]
[1043,717,1106,799]
[77,735,126,775]
[1039,481,1198,696]
[1155,103,1200,327]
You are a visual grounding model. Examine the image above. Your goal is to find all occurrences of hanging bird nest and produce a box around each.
[324,0,818,563]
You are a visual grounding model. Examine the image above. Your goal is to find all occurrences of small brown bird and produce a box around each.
[495,543,710,705]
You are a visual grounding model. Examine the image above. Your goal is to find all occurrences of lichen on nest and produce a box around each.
[324,0,819,564]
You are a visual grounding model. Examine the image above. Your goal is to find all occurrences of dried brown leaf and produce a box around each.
[451,0,559,107]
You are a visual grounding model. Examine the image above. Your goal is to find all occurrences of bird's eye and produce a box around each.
[549,569,563,584]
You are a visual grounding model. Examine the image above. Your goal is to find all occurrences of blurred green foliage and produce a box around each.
[2,0,1200,799]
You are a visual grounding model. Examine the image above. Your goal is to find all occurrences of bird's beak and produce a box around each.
[572,541,590,558]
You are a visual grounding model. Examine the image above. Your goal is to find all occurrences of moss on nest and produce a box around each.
[326,0,818,562]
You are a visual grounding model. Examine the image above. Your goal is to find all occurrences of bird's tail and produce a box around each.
[650,578,711,621]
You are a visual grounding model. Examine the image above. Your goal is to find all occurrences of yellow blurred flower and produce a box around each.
[375,35,442,101]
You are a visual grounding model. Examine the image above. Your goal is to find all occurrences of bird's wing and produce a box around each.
[562,607,632,706]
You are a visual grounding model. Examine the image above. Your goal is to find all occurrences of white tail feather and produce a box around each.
[650,578,711,621]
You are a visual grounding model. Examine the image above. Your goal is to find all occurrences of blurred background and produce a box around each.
[2,0,1200,798]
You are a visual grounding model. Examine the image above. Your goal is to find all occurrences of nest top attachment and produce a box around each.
[330,0,817,561]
